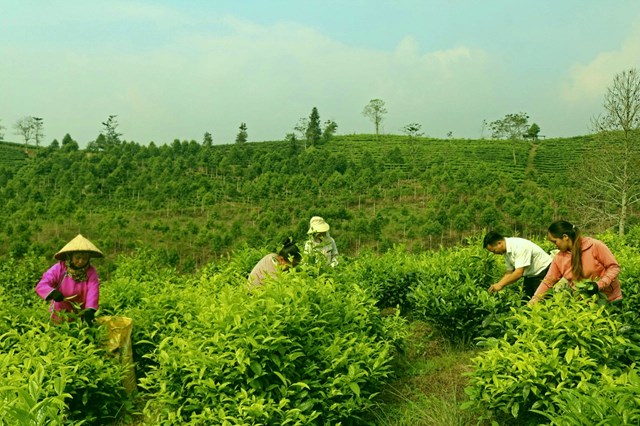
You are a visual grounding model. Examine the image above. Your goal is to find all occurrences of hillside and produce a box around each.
[0,141,29,171]
[0,133,630,271]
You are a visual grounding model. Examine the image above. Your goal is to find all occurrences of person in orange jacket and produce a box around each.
[530,220,622,305]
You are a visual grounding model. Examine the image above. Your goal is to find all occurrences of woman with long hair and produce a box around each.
[530,220,622,305]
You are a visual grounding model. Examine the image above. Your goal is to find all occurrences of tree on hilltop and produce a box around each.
[401,123,424,140]
[235,122,248,144]
[61,133,79,152]
[90,115,123,151]
[293,117,310,149]
[306,107,322,148]
[32,117,44,147]
[526,123,541,140]
[322,119,338,143]
[102,115,122,146]
[578,68,640,235]
[489,112,530,165]
[363,99,387,140]
[13,116,40,148]
[203,132,213,147]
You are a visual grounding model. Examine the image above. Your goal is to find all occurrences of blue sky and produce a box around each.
[1,0,640,146]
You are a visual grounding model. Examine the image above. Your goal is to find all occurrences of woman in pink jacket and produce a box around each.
[35,234,103,323]
[531,220,622,305]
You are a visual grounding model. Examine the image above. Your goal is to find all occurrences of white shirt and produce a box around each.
[504,237,551,277]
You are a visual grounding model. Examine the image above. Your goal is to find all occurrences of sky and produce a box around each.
[1,0,640,147]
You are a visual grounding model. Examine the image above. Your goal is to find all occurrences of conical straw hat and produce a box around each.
[54,234,104,260]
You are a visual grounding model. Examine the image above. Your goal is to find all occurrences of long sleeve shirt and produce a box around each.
[248,254,281,290]
[304,235,339,267]
[533,237,621,302]
[35,261,100,313]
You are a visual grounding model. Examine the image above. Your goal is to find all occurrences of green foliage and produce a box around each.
[0,252,49,307]
[362,99,387,138]
[343,246,425,311]
[1,233,640,424]
[526,123,541,139]
[0,314,133,425]
[236,122,248,144]
[407,247,520,344]
[401,123,424,139]
[306,107,322,148]
[138,271,405,425]
[489,112,530,140]
[0,132,593,268]
[463,291,639,422]
[534,366,640,425]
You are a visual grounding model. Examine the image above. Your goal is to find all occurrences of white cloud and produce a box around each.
[562,19,640,104]
[0,15,499,144]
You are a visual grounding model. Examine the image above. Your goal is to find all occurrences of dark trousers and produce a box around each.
[523,266,550,299]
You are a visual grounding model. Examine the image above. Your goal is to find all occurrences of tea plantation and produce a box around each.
[2,232,640,425]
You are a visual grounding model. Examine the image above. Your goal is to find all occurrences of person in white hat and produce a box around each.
[304,216,338,267]
[35,234,103,323]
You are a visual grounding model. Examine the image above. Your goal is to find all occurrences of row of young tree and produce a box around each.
[1,68,638,267]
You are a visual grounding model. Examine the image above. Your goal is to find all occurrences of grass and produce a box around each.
[365,321,489,426]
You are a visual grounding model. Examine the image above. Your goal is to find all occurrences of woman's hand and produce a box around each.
[46,290,64,302]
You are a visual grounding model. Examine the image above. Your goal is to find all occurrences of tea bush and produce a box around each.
[406,246,520,343]
[343,246,425,310]
[0,251,49,307]
[463,290,640,423]
[534,366,640,425]
[139,269,407,425]
[0,314,133,425]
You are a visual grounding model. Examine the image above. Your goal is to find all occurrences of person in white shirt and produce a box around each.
[483,231,552,299]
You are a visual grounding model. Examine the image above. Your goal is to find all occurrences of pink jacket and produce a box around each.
[35,261,100,313]
[534,237,622,302]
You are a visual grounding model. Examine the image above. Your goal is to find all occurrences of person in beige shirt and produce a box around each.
[248,239,301,290]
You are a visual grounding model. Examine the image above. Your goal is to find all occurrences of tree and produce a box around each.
[13,116,37,147]
[322,119,338,143]
[305,107,322,148]
[285,132,299,156]
[0,118,5,140]
[94,115,122,151]
[294,118,309,149]
[578,68,640,236]
[61,133,78,152]
[32,117,44,147]
[526,123,541,140]
[489,112,529,140]
[401,123,424,140]
[235,122,248,144]
[362,99,387,140]
[489,112,530,165]
[203,132,213,147]
[102,115,122,146]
